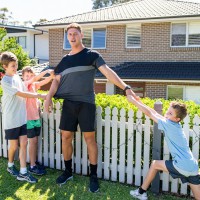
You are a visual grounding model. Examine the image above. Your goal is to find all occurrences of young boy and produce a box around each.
[127,95,200,200]
[22,66,54,175]
[0,51,46,183]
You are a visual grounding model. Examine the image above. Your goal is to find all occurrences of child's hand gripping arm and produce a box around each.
[35,70,55,89]
[127,95,165,123]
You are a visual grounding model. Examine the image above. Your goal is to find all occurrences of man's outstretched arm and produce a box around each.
[99,64,138,98]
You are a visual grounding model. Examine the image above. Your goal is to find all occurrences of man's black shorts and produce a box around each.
[60,100,96,132]
[165,160,200,185]
[5,124,27,140]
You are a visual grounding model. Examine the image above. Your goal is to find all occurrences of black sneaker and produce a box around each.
[89,174,99,193]
[28,165,46,175]
[7,165,19,177]
[17,172,38,183]
[35,161,45,170]
[56,170,73,185]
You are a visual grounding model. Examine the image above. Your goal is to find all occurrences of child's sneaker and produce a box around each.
[17,172,38,183]
[130,188,148,200]
[35,161,45,170]
[28,165,46,175]
[7,165,19,177]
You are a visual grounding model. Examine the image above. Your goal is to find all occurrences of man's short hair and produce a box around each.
[0,51,18,68]
[170,101,187,121]
[66,23,82,33]
[22,66,35,76]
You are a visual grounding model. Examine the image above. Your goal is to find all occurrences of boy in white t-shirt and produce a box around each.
[0,52,45,183]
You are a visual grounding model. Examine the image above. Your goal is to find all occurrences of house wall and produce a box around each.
[49,22,200,67]
[146,82,200,99]
[48,23,200,100]
[35,33,49,61]
[6,30,49,61]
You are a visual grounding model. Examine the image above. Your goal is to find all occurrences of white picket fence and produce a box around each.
[0,102,199,197]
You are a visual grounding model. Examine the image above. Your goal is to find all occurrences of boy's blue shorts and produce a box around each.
[165,160,200,185]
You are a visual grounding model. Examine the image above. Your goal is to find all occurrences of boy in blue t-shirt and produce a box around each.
[127,95,200,200]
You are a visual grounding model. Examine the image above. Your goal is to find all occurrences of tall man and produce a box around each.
[44,23,137,192]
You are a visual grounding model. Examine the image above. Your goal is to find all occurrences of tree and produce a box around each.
[0,28,31,70]
[23,20,32,27]
[0,7,12,24]
[37,18,48,23]
[92,0,132,9]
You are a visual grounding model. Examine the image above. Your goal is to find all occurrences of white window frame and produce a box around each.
[171,22,200,47]
[126,24,141,48]
[63,27,107,50]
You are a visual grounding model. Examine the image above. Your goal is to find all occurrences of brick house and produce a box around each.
[34,0,200,103]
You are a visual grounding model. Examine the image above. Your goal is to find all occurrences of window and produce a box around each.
[126,24,141,48]
[93,29,106,49]
[18,36,26,48]
[167,86,200,104]
[171,22,200,47]
[11,36,26,48]
[167,86,184,100]
[63,28,106,50]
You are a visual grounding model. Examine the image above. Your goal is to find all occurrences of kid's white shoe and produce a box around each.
[130,188,148,200]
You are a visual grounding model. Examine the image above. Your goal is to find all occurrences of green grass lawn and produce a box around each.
[0,158,192,200]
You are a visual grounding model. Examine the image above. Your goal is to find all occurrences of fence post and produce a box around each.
[151,101,163,194]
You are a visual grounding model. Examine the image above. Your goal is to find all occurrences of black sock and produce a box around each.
[64,159,72,174]
[90,164,97,176]
[139,187,146,194]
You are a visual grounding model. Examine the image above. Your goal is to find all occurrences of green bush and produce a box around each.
[0,28,31,70]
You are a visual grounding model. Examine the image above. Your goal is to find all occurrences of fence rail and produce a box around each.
[0,102,199,197]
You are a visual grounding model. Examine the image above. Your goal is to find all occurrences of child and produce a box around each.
[127,95,200,200]
[22,66,54,175]
[0,51,46,183]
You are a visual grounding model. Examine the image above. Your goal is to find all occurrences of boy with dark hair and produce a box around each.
[127,96,200,200]
[22,66,54,175]
[0,51,45,183]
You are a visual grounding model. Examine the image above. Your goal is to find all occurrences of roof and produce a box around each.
[35,0,200,27]
[95,62,200,81]
[0,24,47,33]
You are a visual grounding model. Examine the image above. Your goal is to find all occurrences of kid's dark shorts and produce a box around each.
[60,100,96,132]
[165,160,200,185]
[5,124,27,140]
[27,120,41,138]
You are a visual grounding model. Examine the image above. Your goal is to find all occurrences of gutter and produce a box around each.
[95,78,200,84]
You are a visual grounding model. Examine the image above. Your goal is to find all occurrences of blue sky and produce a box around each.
[0,0,93,24]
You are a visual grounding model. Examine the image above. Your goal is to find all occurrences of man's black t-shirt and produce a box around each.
[54,48,106,104]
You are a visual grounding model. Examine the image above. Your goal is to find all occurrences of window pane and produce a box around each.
[18,36,26,48]
[172,23,186,34]
[171,23,186,46]
[172,35,186,46]
[93,29,106,48]
[126,25,141,47]
[83,29,92,48]
[64,30,70,49]
[127,36,140,47]
[168,86,183,100]
[188,22,200,46]
[189,34,200,45]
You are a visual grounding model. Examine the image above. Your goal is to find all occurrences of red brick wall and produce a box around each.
[49,23,200,99]
[49,23,200,67]
[146,82,200,99]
